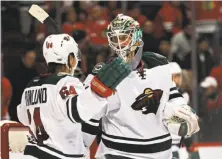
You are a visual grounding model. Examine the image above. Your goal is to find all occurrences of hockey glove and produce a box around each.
[164,104,200,137]
[91,57,132,98]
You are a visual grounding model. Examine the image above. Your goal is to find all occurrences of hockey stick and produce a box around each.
[28,4,61,34]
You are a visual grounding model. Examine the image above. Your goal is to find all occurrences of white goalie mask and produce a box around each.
[107,14,143,63]
[43,34,81,75]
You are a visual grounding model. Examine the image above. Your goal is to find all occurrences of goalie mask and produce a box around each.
[107,14,144,67]
[43,34,81,75]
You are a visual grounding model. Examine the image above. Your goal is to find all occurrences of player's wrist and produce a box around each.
[90,76,114,98]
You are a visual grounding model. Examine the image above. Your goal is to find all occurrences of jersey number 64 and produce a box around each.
[59,86,77,99]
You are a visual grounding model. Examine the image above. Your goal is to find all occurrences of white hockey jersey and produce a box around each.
[82,53,187,159]
[17,73,107,159]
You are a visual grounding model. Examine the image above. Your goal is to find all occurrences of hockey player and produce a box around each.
[17,33,132,159]
[81,14,200,159]
[170,62,190,104]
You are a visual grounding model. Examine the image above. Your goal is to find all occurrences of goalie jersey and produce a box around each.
[17,73,107,159]
[82,52,187,159]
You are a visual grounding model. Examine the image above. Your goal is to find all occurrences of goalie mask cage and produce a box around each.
[1,121,29,159]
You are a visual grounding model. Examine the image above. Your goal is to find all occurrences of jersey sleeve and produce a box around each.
[57,76,108,124]
[82,117,101,148]
[81,74,105,148]
[83,74,94,88]
[66,86,108,123]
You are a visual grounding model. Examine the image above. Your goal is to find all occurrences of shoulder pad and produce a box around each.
[26,74,70,88]
[142,52,169,69]
[44,74,71,85]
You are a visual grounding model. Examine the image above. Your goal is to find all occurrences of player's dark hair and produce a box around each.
[47,62,63,73]
[47,53,75,73]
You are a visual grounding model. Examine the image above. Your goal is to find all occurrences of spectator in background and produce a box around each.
[60,1,74,13]
[197,36,215,83]
[7,49,38,121]
[210,59,222,92]
[170,19,192,69]
[200,77,222,112]
[158,36,171,58]
[142,20,159,53]
[79,1,98,13]
[154,1,183,39]
[87,5,109,46]
[105,1,121,21]
[128,4,147,26]
[62,7,86,35]
[72,30,107,75]
[200,76,222,142]
[77,9,88,24]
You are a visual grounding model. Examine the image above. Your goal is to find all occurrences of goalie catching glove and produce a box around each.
[91,57,132,97]
[164,104,200,137]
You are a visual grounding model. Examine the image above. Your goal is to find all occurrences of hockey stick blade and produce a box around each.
[29,4,49,23]
[29,4,61,34]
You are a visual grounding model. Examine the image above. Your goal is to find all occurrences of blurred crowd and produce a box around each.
[1,1,222,144]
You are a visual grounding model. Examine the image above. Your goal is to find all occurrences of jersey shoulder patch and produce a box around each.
[142,52,168,69]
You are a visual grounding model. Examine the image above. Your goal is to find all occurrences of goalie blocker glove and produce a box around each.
[91,57,132,97]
